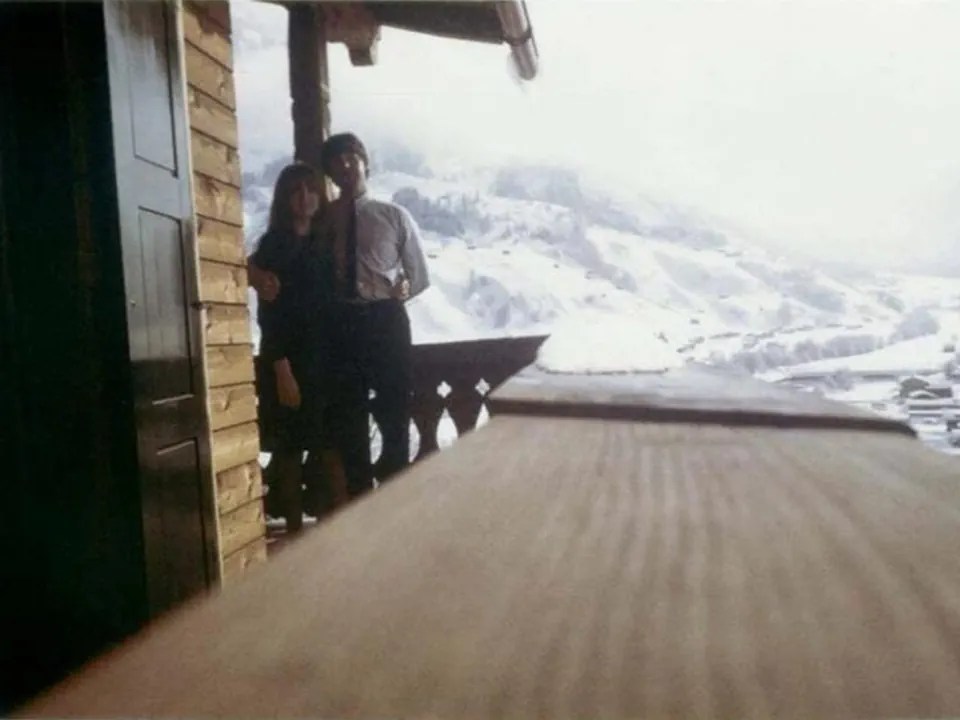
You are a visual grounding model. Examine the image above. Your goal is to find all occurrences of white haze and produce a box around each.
[233,0,960,274]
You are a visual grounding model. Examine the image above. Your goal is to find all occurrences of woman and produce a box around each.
[248,162,348,533]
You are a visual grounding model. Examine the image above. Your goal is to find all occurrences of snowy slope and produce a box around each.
[243,160,957,372]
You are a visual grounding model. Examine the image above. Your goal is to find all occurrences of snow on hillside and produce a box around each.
[242,157,960,453]
[765,333,955,379]
[243,159,957,358]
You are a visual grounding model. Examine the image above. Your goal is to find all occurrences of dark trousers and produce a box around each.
[332,300,412,494]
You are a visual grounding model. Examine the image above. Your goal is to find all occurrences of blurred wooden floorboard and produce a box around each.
[22,416,960,718]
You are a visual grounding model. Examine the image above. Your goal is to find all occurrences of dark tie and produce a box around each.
[345,197,358,299]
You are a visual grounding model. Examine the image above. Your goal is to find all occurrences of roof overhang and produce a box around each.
[299,1,539,80]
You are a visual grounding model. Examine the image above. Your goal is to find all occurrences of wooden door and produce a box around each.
[103,0,217,614]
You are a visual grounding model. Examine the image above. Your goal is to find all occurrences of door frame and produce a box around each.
[103,0,221,610]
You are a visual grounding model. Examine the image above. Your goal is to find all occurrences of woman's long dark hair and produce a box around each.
[267,162,322,234]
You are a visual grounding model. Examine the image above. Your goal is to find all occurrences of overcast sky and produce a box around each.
[233,0,960,273]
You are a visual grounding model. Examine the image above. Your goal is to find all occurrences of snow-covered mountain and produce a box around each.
[242,155,960,377]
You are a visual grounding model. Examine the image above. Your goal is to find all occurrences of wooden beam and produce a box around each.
[287,3,330,183]
[323,3,381,66]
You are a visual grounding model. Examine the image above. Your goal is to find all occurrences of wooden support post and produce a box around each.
[287,3,330,199]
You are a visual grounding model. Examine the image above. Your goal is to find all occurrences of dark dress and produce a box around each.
[252,228,335,452]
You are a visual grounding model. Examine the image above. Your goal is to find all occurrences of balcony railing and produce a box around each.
[256,334,548,491]
[407,334,548,459]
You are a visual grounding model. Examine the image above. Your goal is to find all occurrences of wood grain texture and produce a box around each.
[22,416,960,718]
[199,259,247,304]
[208,383,257,432]
[210,421,259,474]
[218,498,265,557]
[183,4,233,69]
[194,174,242,225]
[204,304,252,346]
[188,86,238,148]
[215,460,263,516]
[191,129,241,186]
[185,43,235,110]
[206,344,254,387]
[197,215,245,265]
[222,538,268,584]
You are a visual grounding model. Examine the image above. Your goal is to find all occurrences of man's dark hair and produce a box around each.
[321,132,370,177]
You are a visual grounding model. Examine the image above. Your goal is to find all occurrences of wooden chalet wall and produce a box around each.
[182,1,267,580]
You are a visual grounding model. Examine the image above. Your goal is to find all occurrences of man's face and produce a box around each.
[328,151,366,191]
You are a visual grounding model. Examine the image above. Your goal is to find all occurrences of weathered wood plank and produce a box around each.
[219,499,265,558]
[490,362,916,436]
[208,383,258,432]
[188,86,238,148]
[190,129,241,187]
[222,538,268,584]
[205,304,251,346]
[211,421,260,475]
[182,3,233,69]
[194,174,242,226]
[199,259,247,305]
[197,215,245,265]
[185,43,236,110]
[22,417,960,718]
[206,344,254,388]
[215,460,263,516]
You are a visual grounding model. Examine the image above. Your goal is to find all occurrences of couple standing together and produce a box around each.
[249,133,429,532]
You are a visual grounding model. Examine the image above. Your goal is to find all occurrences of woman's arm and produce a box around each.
[248,260,280,303]
[273,357,301,409]
[248,231,282,302]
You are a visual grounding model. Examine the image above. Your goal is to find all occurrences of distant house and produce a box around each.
[899,375,932,398]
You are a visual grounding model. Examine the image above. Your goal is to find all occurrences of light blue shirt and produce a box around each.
[324,193,430,302]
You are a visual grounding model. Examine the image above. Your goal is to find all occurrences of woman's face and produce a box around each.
[288,179,320,223]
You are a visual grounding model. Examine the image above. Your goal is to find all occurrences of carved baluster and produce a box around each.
[474,378,492,429]
[447,375,484,436]
[410,383,445,461]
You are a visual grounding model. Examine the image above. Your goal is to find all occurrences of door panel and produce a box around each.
[137,208,193,400]
[104,0,217,615]
[126,2,178,171]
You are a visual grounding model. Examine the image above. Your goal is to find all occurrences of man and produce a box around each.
[320,132,430,489]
